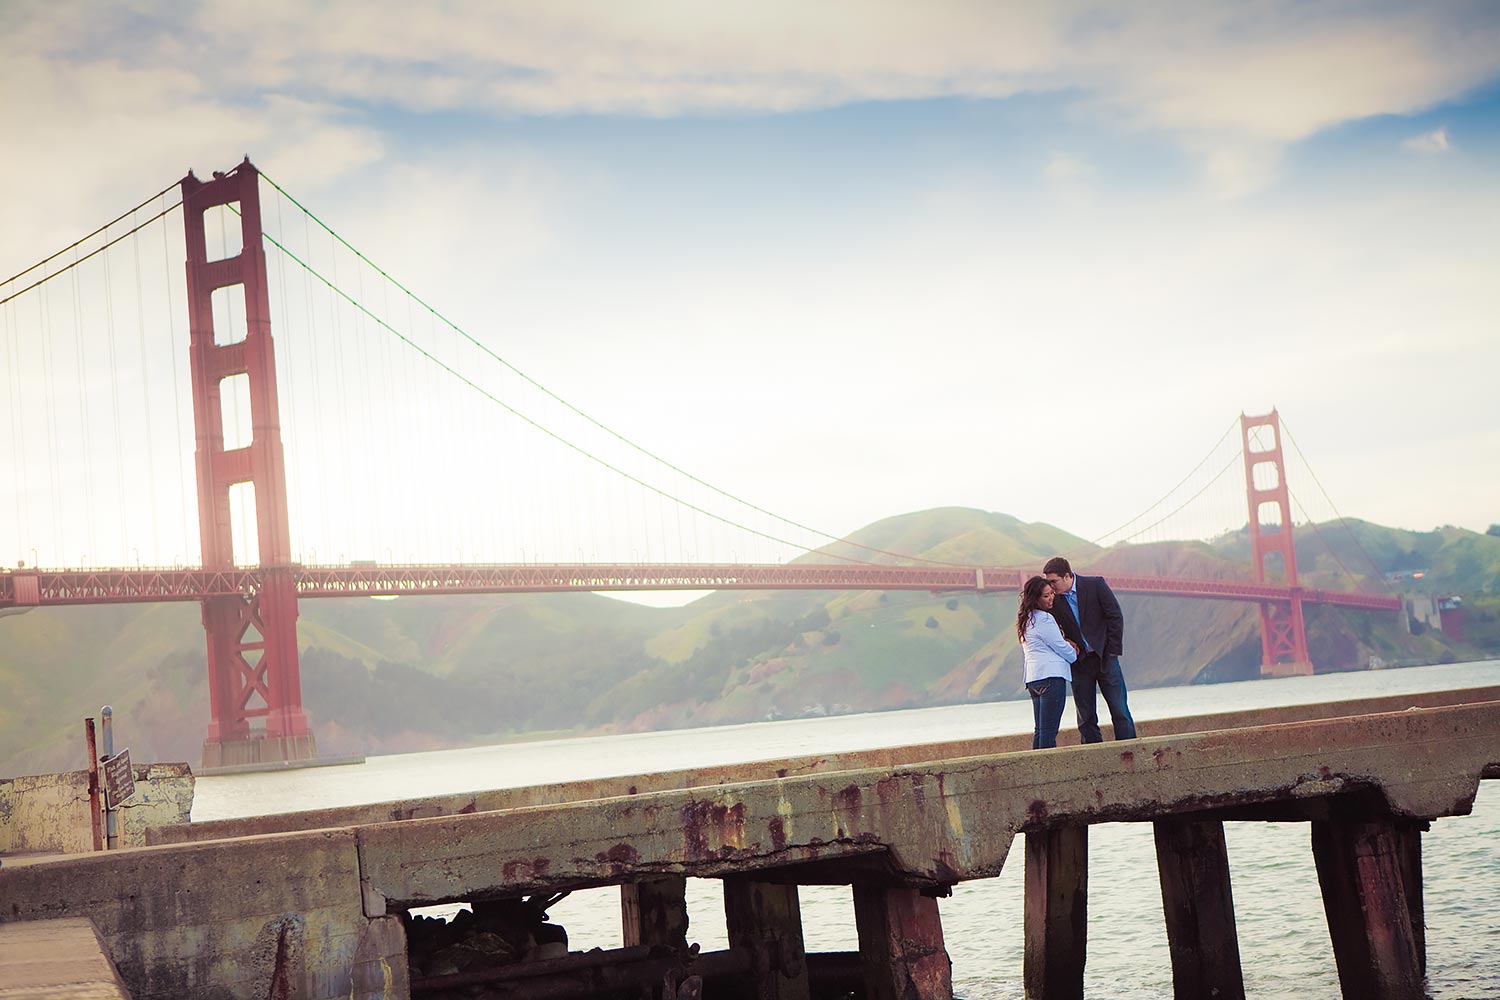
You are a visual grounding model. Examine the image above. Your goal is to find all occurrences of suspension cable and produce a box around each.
[1105,451,1244,546]
[257,228,882,565]
[1279,416,1395,592]
[1089,418,1240,545]
[0,181,180,289]
[0,200,183,308]
[255,171,975,569]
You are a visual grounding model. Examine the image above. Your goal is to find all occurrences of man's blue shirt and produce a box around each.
[1065,585,1092,653]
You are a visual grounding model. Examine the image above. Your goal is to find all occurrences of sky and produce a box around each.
[2,1,1499,579]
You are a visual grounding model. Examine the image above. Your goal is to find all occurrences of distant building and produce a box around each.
[1438,596,1466,642]
[1405,594,1442,634]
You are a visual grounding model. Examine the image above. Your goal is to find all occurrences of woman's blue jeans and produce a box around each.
[1027,676,1068,749]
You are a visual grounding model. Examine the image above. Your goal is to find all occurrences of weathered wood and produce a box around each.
[1023,826,1087,1000]
[1312,819,1423,1000]
[723,878,810,1000]
[1153,817,1244,1000]
[1393,822,1426,976]
[851,885,952,1000]
[410,945,749,998]
[622,877,690,952]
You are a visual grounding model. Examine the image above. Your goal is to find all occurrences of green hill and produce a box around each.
[3,510,1496,775]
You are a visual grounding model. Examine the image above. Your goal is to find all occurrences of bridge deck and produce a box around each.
[1,563,1401,609]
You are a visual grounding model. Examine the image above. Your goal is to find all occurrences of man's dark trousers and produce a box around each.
[1071,651,1136,743]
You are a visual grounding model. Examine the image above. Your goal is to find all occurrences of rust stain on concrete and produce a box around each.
[768,816,788,852]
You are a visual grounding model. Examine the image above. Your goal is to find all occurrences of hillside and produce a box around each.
[3,509,1496,775]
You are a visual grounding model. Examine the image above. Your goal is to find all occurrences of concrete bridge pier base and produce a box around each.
[1023,826,1087,1000]
[1311,818,1425,1000]
[852,885,953,1000]
[1152,817,1245,1000]
[723,879,810,1000]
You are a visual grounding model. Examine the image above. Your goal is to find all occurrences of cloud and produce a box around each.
[1045,152,1093,182]
[10,4,1498,128]
[1402,126,1452,153]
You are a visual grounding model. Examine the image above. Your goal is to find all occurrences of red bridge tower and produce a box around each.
[1240,410,1312,676]
[182,160,315,767]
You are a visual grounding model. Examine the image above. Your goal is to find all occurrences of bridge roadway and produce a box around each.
[0,562,1401,609]
[2,689,1495,1000]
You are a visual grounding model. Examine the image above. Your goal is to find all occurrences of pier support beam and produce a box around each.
[723,878,810,1000]
[622,877,690,953]
[1153,817,1244,1000]
[852,885,953,1000]
[1311,818,1423,1000]
[1024,826,1088,1000]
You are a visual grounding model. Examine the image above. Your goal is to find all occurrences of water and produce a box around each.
[196,660,1500,998]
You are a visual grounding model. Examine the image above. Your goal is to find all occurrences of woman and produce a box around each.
[1017,574,1079,749]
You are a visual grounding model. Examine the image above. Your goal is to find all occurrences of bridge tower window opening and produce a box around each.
[228,481,259,567]
[210,284,247,346]
[1255,499,1284,534]
[204,202,243,262]
[1251,460,1280,492]
[218,372,252,451]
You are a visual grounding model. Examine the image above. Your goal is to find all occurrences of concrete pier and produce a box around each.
[0,689,1496,1000]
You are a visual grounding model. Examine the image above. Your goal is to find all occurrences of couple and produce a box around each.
[1017,557,1138,750]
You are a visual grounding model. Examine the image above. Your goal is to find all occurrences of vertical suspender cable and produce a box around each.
[103,247,127,561]
[271,187,303,562]
[70,259,96,561]
[38,289,64,562]
[3,294,28,559]
[327,228,352,559]
[131,209,160,560]
[161,196,191,564]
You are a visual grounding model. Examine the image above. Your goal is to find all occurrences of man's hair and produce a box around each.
[1042,556,1072,577]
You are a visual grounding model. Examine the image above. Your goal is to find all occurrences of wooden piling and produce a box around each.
[1311,818,1423,1000]
[722,878,810,1000]
[1153,817,1244,1000]
[1393,822,1426,976]
[622,877,690,952]
[851,885,953,1000]
[1023,826,1088,1000]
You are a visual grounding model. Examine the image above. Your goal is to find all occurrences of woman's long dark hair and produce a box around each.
[1016,575,1051,642]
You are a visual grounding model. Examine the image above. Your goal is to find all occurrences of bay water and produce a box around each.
[196,660,1500,998]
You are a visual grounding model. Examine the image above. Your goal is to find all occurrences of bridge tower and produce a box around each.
[1240,410,1312,676]
[182,160,315,767]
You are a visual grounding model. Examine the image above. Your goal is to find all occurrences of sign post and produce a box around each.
[100,705,132,849]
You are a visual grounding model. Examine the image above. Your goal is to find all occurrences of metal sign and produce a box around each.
[102,749,135,803]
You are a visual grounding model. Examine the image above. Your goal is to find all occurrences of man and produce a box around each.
[1042,556,1137,742]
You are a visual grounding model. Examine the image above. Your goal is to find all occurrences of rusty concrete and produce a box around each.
[0,917,132,999]
[3,763,193,855]
[0,829,406,1000]
[152,686,1500,846]
[354,699,1498,905]
[2,697,1496,999]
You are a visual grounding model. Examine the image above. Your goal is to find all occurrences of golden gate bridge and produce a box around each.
[1,159,1400,768]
